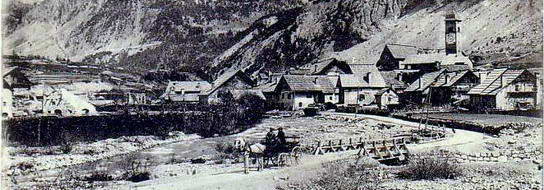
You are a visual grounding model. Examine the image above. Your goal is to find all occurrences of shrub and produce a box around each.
[59,143,73,154]
[83,171,114,182]
[281,158,387,190]
[397,156,462,180]
[214,141,241,160]
[116,154,154,182]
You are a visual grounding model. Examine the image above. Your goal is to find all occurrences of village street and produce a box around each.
[114,113,486,190]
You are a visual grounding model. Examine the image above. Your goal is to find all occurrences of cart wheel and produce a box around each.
[291,146,302,165]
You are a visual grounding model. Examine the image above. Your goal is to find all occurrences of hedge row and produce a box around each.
[4,96,265,146]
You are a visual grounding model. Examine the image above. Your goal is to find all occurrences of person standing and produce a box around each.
[277,127,286,152]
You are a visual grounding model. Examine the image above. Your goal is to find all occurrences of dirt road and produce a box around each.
[114,113,487,190]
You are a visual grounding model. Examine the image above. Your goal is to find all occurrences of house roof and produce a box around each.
[468,69,531,95]
[292,58,350,75]
[401,53,444,65]
[386,44,419,59]
[441,54,472,66]
[338,75,368,88]
[2,66,17,77]
[230,89,266,100]
[204,69,254,95]
[380,71,408,89]
[405,69,446,92]
[279,75,336,93]
[375,88,397,96]
[431,70,470,87]
[166,81,211,92]
[346,64,387,87]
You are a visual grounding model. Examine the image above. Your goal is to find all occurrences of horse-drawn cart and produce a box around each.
[239,136,303,173]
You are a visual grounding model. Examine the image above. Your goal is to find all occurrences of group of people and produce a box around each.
[263,127,287,154]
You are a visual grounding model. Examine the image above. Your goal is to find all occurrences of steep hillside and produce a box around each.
[212,0,543,80]
[4,0,542,81]
[3,0,305,75]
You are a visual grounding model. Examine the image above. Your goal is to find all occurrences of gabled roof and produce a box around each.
[293,58,351,75]
[230,89,266,100]
[431,70,472,87]
[402,53,444,65]
[338,75,368,88]
[441,54,473,66]
[347,64,387,87]
[204,69,254,95]
[405,69,446,92]
[278,75,336,93]
[468,69,533,95]
[165,81,211,92]
[380,71,408,89]
[2,66,17,77]
[386,44,419,59]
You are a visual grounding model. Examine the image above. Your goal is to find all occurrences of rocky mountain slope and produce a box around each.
[4,0,542,81]
[3,0,305,75]
[212,0,543,80]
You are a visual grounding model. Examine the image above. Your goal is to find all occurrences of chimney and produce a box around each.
[445,74,449,84]
[314,77,318,84]
[314,65,318,73]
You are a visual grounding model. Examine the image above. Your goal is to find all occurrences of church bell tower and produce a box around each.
[445,13,461,55]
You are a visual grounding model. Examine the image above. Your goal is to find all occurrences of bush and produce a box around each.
[214,141,241,160]
[397,156,462,180]
[83,171,114,182]
[126,171,151,182]
[281,158,387,190]
[59,143,73,154]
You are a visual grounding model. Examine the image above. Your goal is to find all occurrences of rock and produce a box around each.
[498,156,508,162]
[191,157,207,164]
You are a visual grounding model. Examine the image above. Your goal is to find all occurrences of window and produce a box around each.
[358,94,365,101]
[299,102,303,107]
[329,96,333,100]
[515,85,520,91]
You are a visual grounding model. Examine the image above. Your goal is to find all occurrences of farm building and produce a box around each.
[43,89,98,116]
[274,75,338,110]
[2,66,32,90]
[376,44,419,71]
[405,69,479,105]
[289,58,353,75]
[468,69,538,111]
[200,69,256,104]
[337,64,387,106]
[161,81,212,103]
[374,88,400,109]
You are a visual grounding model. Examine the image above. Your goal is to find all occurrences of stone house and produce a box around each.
[376,44,419,71]
[274,75,338,110]
[337,64,387,106]
[374,88,400,109]
[161,81,211,103]
[468,69,538,111]
[200,69,256,104]
[405,69,479,105]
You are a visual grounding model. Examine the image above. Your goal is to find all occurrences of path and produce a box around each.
[115,113,488,190]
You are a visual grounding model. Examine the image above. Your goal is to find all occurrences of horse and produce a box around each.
[234,137,267,171]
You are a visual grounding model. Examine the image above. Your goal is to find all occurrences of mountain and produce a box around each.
[4,0,543,81]
[211,0,543,80]
[3,0,306,77]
